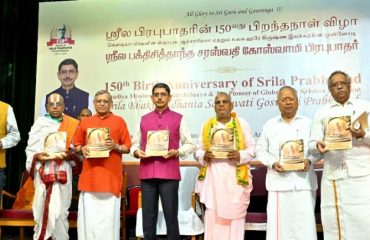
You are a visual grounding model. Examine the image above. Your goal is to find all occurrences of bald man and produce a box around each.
[26,93,80,240]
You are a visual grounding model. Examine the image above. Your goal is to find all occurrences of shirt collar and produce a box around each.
[154,107,170,115]
[44,113,63,123]
[328,99,354,108]
[58,85,76,93]
[95,112,113,119]
[277,114,302,123]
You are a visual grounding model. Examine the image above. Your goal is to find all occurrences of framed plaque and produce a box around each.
[43,131,67,159]
[324,116,352,150]
[210,128,234,159]
[145,130,169,157]
[87,128,110,158]
[279,139,304,171]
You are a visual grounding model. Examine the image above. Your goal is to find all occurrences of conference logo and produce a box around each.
[46,24,75,54]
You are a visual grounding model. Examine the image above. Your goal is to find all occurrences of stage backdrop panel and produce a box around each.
[36,0,370,161]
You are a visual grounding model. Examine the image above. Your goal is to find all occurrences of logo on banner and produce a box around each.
[46,24,75,54]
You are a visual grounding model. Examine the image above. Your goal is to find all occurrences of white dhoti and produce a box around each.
[32,163,72,240]
[266,189,317,240]
[321,175,370,240]
[77,191,121,240]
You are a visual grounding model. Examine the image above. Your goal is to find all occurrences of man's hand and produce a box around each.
[272,162,285,173]
[298,159,311,172]
[227,150,240,163]
[134,150,148,159]
[316,140,328,153]
[349,127,365,139]
[105,139,116,151]
[203,150,215,163]
[80,146,90,158]
[37,152,52,161]
[164,149,179,159]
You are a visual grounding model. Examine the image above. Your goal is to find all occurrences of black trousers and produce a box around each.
[141,179,180,240]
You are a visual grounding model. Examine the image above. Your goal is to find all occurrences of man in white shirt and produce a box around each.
[256,86,318,240]
[309,71,370,240]
[0,100,20,192]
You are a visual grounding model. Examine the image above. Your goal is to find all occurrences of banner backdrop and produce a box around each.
[36,0,370,160]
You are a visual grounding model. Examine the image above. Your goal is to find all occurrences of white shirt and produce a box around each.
[309,99,370,180]
[0,105,20,149]
[256,115,318,191]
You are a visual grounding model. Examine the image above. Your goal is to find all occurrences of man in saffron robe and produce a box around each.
[74,90,131,240]
[195,92,255,240]
[26,93,80,240]
[130,83,194,240]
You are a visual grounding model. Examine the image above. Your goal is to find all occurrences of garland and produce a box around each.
[198,112,249,185]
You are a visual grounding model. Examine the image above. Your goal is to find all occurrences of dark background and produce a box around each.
[0,0,73,206]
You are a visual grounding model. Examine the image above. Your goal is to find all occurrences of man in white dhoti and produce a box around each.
[26,93,80,240]
[256,86,318,240]
[195,92,255,240]
[309,71,370,240]
[74,90,131,240]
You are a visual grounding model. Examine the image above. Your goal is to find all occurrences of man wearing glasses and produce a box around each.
[194,92,255,240]
[74,90,131,240]
[131,83,194,240]
[309,71,370,240]
[41,58,93,119]
[26,93,80,239]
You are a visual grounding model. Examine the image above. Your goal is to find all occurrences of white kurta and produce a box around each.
[256,115,318,240]
[0,104,20,149]
[25,116,72,240]
[309,99,370,240]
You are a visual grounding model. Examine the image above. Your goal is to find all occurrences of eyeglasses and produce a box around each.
[279,97,296,103]
[47,102,63,107]
[215,100,230,105]
[95,99,110,104]
[152,92,169,98]
[330,81,350,88]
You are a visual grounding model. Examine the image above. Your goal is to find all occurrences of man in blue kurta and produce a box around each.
[41,58,93,119]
